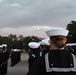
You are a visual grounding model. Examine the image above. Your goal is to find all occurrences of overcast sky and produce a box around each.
[0,0,76,38]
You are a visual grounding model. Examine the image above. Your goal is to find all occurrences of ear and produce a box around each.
[65,38,67,43]
[49,39,53,44]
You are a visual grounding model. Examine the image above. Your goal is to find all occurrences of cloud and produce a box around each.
[0,25,53,37]
[0,0,76,37]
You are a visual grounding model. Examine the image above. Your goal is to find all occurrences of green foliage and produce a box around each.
[0,35,42,52]
[66,20,76,43]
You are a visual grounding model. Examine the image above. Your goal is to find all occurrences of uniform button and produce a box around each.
[71,64,72,66]
[51,64,53,66]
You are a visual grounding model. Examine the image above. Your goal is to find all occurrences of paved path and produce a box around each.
[7,53,29,75]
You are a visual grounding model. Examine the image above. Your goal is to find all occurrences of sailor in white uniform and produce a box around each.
[26,28,76,75]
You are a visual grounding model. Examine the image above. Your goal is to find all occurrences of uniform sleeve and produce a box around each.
[28,55,36,69]
[26,57,44,75]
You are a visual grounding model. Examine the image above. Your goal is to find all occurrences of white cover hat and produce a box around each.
[2,44,7,47]
[0,45,3,48]
[28,42,40,49]
[40,38,50,45]
[46,28,69,37]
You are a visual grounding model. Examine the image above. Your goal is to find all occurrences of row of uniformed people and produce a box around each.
[27,38,50,70]
[10,49,21,67]
[66,43,76,56]
[0,44,9,75]
[26,27,76,75]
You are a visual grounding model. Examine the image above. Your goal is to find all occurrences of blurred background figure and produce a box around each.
[66,43,76,56]
[39,38,50,56]
[28,42,41,70]
[0,44,9,75]
[10,49,21,67]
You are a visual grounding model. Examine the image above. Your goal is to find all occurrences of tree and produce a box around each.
[8,34,17,41]
[66,20,76,43]
[18,35,24,41]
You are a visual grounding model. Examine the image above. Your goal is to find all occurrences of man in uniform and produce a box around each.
[28,42,41,70]
[26,28,76,75]
[39,38,50,56]
[2,44,9,75]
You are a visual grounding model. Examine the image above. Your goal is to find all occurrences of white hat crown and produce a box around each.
[28,42,40,49]
[46,28,69,37]
[2,44,7,47]
[39,38,50,45]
